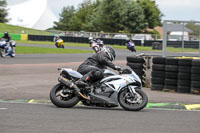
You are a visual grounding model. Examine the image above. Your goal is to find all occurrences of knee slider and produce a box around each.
[92,70,103,78]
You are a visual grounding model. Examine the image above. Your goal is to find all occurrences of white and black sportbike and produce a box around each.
[0,39,16,57]
[50,66,148,111]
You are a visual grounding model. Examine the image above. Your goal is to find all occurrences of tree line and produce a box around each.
[0,0,8,23]
[53,0,163,33]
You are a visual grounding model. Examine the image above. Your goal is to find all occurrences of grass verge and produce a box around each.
[16,46,93,54]
[0,23,52,35]
[16,40,199,52]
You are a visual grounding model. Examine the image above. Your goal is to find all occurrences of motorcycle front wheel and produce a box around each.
[10,47,16,57]
[118,88,148,111]
[50,83,80,108]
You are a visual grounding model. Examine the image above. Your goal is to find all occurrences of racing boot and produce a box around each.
[75,75,90,87]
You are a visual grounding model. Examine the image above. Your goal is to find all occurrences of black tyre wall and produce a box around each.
[152,64,165,71]
[126,56,145,86]
[127,62,143,69]
[150,58,200,95]
[126,56,145,63]
[151,56,166,91]
[191,59,200,95]
[152,57,165,64]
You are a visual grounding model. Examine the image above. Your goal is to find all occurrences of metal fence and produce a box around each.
[162,20,200,57]
[46,30,161,40]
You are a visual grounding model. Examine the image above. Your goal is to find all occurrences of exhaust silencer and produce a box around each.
[58,76,79,91]
[58,76,90,100]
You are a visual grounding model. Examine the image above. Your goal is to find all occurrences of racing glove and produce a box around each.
[115,66,122,71]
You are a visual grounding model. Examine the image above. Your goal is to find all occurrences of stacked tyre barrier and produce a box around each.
[164,58,179,92]
[191,60,200,95]
[151,57,165,91]
[151,57,200,95]
[177,59,192,93]
[126,56,145,86]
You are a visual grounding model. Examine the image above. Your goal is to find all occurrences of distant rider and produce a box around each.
[89,37,105,53]
[1,31,11,42]
[0,31,12,56]
[125,39,136,52]
[53,35,64,48]
[53,35,60,43]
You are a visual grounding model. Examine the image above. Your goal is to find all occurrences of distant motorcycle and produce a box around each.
[89,38,105,53]
[0,39,16,57]
[55,38,64,48]
[126,40,136,52]
[50,66,148,111]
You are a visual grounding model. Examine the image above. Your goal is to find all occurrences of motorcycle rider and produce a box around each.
[88,36,94,46]
[53,35,60,42]
[125,39,136,52]
[53,35,64,48]
[0,31,12,56]
[89,37,105,53]
[97,39,104,49]
[1,31,11,42]
[89,37,98,52]
[75,45,122,92]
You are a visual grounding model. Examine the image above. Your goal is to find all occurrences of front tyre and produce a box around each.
[10,47,16,57]
[50,83,80,108]
[118,88,148,111]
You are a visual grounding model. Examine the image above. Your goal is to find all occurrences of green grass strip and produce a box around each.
[0,23,52,35]
[146,103,170,108]
[16,46,93,54]
[16,40,200,52]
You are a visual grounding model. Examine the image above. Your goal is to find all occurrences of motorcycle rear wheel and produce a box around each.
[118,88,148,111]
[50,83,80,108]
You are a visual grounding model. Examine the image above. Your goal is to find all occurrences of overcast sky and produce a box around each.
[155,0,200,21]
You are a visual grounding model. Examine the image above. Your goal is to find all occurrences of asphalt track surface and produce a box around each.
[0,102,200,133]
[0,44,200,133]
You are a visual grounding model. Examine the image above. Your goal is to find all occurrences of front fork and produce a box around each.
[128,86,139,97]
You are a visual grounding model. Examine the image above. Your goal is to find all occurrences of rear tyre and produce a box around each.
[118,88,148,111]
[50,83,80,108]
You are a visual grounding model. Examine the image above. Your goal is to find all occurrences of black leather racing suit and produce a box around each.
[2,35,11,42]
[77,50,117,82]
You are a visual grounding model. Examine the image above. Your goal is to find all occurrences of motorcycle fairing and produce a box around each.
[100,74,140,92]
[61,68,83,79]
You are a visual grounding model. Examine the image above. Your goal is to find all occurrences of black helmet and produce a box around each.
[97,39,104,47]
[4,31,9,36]
[104,45,116,61]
